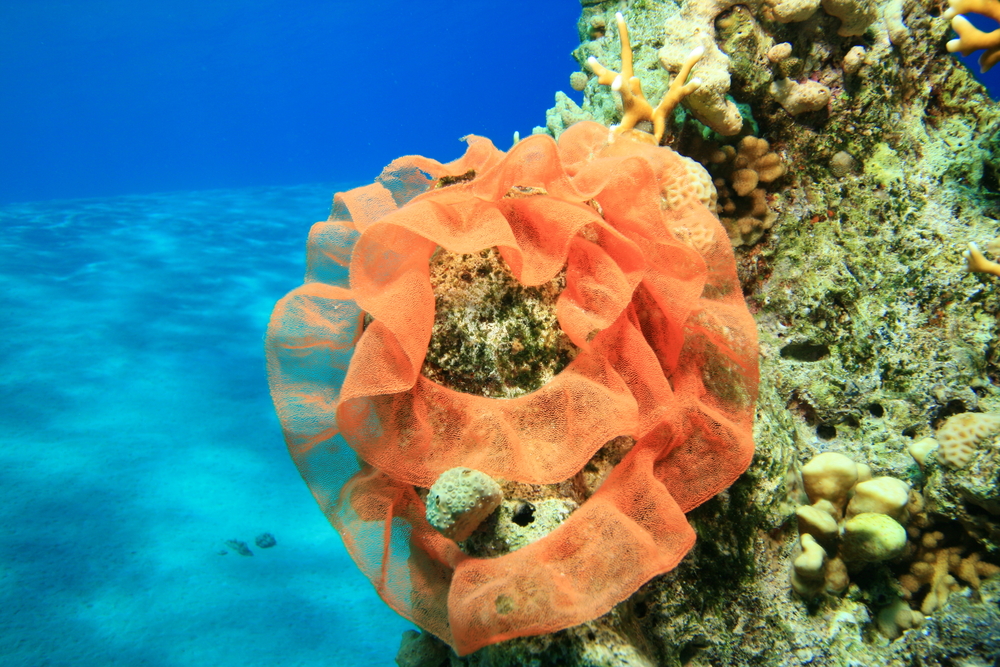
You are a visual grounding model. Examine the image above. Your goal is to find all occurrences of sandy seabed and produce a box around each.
[0,185,414,667]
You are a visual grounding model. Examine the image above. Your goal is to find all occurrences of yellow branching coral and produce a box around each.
[964,241,1000,277]
[899,529,1000,614]
[944,0,1000,73]
[586,12,704,144]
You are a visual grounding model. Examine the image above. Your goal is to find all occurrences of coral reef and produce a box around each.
[271,0,1000,662]
[586,12,704,143]
[931,410,1000,467]
[460,0,1000,662]
[789,453,913,604]
[890,576,1000,665]
[703,135,786,245]
[923,419,1000,552]
[898,527,1000,614]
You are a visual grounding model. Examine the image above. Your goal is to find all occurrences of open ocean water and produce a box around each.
[1,1,999,666]
[0,2,582,665]
[0,184,425,666]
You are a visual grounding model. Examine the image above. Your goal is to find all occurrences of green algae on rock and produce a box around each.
[423,246,576,399]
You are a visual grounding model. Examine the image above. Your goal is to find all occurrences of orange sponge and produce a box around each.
[266,121,758,655]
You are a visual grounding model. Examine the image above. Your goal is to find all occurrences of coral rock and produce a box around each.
[907,436,940,467]
[426,467,504,542]
[796,503,840,549]
[820,0,879,36]
[876,599,924,640]
[769,0,822,23]
[769,78,832,115]
[828,151,856,178]
[791,533,828,596]
[846,477,911,521]
[801,452,859,508]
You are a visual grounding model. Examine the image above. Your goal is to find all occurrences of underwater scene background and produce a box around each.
[1,2,579,665]
[2,1,1000,666]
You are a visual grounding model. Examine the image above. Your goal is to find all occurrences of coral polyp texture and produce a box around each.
[934,411,1000,467]
[266,123,758,656]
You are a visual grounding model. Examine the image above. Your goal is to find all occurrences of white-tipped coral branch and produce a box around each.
[586,12,703,144]
[964,242,1000,277]
[943,0,1000,73]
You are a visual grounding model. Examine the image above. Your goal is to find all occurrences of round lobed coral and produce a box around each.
[791,453,911,592]
[425,467,504,542]
[701,135,786,247]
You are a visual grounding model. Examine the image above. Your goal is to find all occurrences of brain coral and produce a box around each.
[935,412,1000,468]
[265,121,759,656]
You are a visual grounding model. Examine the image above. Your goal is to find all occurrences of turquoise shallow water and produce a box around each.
[0,185,413,667]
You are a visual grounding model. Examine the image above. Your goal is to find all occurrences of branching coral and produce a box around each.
[964,241,1000,277]
[944,0,1000,73]
[659,2,744,137]
[899,529,1000,614]
[587,13,704,144]
[791,451,1000,640]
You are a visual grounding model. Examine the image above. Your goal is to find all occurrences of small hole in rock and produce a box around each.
[511,501,535,527]
[817,424,837,440]
[932,399,968,428]
[779,342,830,362]
[679,635,710,664]
[868,403,884,418]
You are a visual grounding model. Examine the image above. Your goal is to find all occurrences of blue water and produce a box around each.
[0,185,419,666]
[0,3,581,664]
[1,3,999,667]
[1,2,997,205]
[0,1,582,205]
